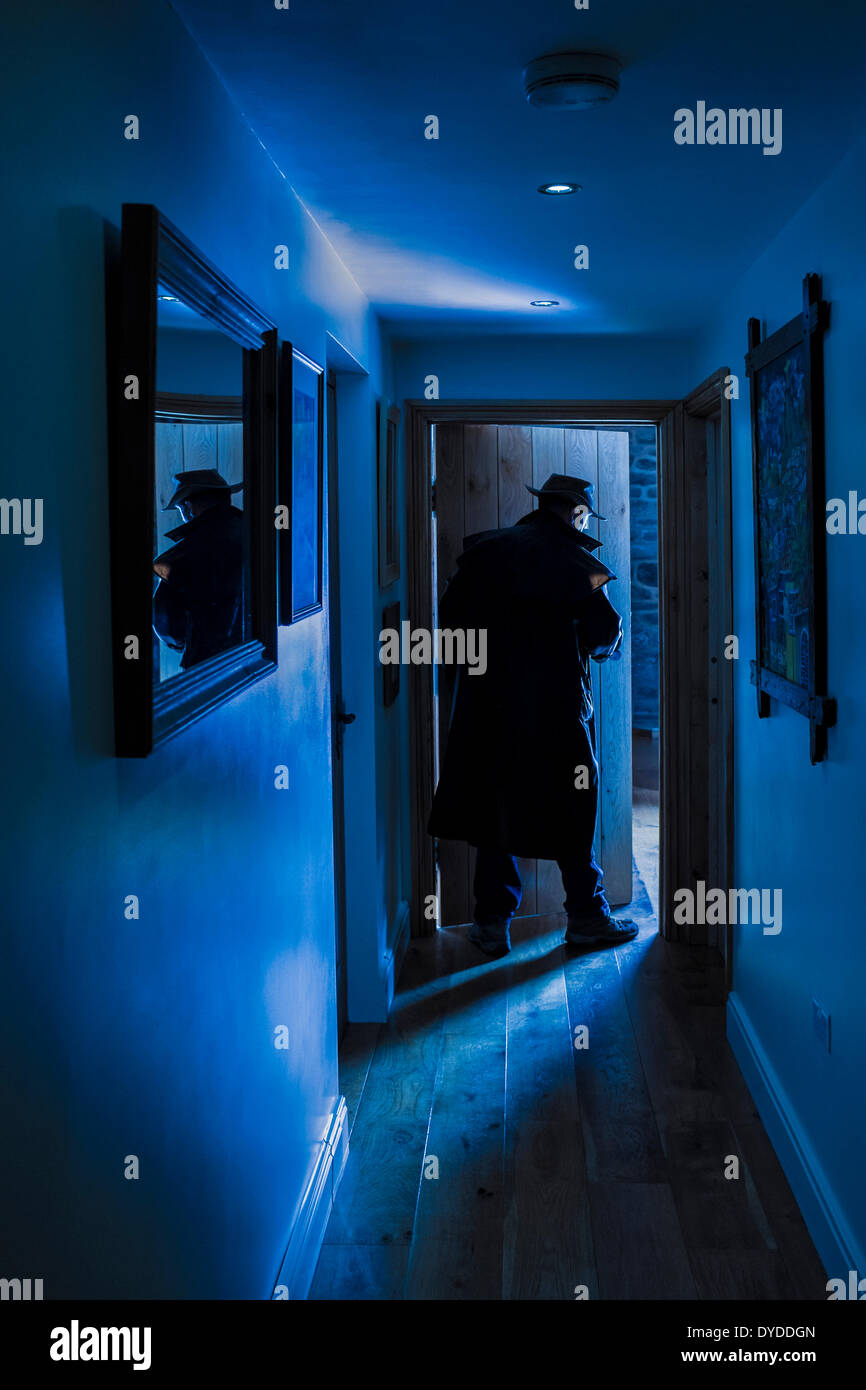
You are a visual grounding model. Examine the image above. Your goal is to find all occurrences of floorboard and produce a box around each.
[590,1180,698,1299]
[311,810,827,1299]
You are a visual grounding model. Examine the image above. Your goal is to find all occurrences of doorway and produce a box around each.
[405,385,733,979]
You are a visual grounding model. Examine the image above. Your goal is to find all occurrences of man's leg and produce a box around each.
[556,845,639,946]
[469,848,521,954]
[473,848,522,922]
[557,845,608,921]
[556,723,639,944]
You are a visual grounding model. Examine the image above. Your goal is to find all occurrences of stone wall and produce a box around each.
[626,426,659,730]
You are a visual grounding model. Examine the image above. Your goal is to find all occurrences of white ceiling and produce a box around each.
[171,0,866,335]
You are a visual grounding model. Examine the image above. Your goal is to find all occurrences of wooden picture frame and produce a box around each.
[377,400,401,588]
[107,203,278,756]
[279,345,324,622]
[745,272,836,763]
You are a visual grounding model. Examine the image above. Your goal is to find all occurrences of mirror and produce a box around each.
[108,205,278,756]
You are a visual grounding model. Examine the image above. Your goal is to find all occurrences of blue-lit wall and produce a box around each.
[691,125,866,1275]
[0,0,389,1297]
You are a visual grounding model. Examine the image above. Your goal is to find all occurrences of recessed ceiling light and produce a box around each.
[538,182,581,195]
[530,299,560,307]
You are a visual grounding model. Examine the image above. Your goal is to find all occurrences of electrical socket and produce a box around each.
[812,999,831,1053]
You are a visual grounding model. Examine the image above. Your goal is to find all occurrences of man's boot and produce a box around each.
[565,914,639,945]
[468,917,512,956]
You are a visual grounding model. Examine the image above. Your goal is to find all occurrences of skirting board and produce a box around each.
[727,992,863,1284]
[271,1096,349,1301]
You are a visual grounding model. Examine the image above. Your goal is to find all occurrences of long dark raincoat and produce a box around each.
[152,503,244,670]
[427,507,622,859]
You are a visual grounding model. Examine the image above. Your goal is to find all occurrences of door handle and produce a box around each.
[335,704,355,762]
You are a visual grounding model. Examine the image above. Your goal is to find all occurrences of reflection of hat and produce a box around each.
[164,469,244,510]
[526,472,606,520]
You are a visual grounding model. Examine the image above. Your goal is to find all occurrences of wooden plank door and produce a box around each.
[595,431,633,906]
[433,423,632,926]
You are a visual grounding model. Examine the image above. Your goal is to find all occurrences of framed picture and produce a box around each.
[107,204,278,756]
[377,400,401,588]
[745,272,836,763]
[279,345,324,622]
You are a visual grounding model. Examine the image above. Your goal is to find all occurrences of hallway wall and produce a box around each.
[390,331,697,406]
[691,124,866,1276]
[0,0,386,1297]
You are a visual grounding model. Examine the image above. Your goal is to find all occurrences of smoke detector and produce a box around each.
[523,52,621,109]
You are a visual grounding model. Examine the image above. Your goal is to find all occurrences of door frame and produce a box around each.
[406,392,733,972]
[660,372,734,979]
[404,400,678,939]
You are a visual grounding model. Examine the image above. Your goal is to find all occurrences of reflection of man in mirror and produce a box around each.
[152,468,244,670]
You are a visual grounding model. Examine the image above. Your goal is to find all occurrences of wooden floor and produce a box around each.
[310,863,826,1301]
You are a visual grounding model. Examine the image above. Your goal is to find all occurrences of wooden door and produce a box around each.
[433,422,632,927]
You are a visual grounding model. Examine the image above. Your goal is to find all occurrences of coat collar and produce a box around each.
[515,507,604,553]
[164,504,240,543]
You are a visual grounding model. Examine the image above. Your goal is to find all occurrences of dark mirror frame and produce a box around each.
[107,204,278,756]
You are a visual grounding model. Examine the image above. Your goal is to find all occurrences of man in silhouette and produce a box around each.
[152,468,244,671]
[429,473,639,956]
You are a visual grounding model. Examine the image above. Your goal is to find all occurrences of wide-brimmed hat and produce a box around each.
[526,472,606,520]
[164,469,244,510]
